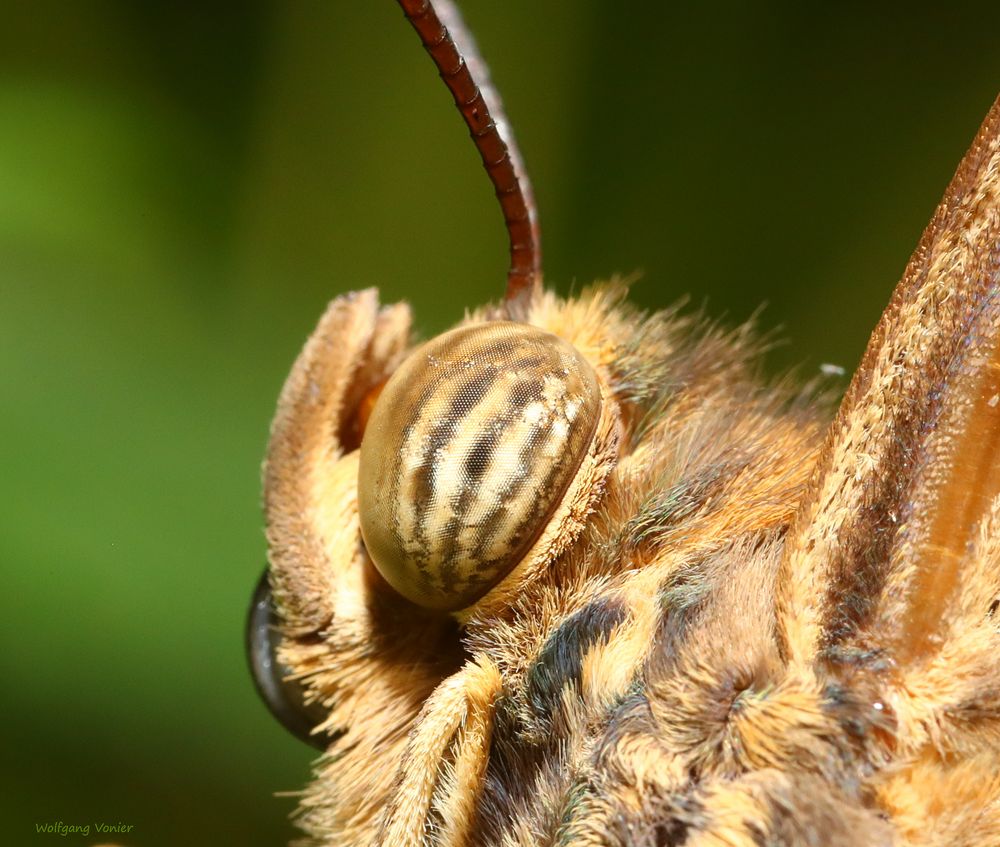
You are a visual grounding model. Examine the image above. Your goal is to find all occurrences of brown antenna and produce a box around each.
[397,0,541,307]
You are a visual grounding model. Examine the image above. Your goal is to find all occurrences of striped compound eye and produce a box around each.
[358,322,601,611]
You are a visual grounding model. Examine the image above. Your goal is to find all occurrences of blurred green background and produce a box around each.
[2,2,999,845]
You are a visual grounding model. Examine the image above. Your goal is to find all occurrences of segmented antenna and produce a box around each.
[397,0,541,306]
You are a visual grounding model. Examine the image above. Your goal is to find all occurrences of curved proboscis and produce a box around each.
[397,0,541,307]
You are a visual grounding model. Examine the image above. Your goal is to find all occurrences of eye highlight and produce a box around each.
[358,321,602,611]
[245,570,328,749]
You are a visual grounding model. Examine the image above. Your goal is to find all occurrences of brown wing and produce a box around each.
[777,94,1000,841]
[780,95,1000,666]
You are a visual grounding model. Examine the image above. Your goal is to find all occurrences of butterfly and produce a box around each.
[246,1,1000,843]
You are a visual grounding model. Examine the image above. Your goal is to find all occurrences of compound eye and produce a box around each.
[357,321,601,611]
[245,571,328,749]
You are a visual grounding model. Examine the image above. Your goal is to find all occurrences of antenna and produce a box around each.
[397,0,542,308]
